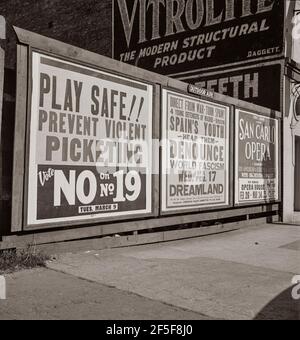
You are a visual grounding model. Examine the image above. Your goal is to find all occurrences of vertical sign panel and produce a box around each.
[26,52,153,228]
[161,89,230,213]
[177,63,282,112]
[235,110,279,204]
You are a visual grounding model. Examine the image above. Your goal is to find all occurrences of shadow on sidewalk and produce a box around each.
[254,286,300,320]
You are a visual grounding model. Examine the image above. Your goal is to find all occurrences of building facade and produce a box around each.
[283,0,300,223]
[0,0,300,238]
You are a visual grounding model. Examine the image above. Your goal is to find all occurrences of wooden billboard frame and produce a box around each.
[11,28,162,231]
[11,26,282,236]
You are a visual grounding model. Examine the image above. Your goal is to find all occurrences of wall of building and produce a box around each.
[282,1,300,223]
[112,0,286,113]
[0,0,112,63]
[290,0,300,62]
[282,57,300,223]
[0,0,295,231]
[283,76,300,223]
[283,77,294,223]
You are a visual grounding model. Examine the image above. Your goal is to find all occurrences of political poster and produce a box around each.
[161,89,230,212]
[235,109,279,204]
[113,0,284,76]
[26,52,153,227]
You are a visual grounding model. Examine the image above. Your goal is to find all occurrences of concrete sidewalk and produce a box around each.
[47,223,300,320]
[0,223,299,319]
[0,268,208,320]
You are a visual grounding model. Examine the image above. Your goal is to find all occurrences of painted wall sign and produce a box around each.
[161,89,230,212]
[178,63,282,111]
[26,52,153,227]
[235,109,279,204]
[113,0,284,76]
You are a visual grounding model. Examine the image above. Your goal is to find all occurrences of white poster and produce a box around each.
[27,52,153,227]
[161,89,230,212]
[235,109,279,204]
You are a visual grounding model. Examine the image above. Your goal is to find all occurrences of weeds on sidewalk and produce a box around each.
[0,245,50,274]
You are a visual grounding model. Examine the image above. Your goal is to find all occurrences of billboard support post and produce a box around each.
[11,45,28,232]
[0,16,6,224]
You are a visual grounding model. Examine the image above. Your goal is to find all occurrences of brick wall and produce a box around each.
[0,0,113,232]
[0,0,112,62]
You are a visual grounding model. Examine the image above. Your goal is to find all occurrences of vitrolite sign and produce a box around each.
[26,52,153,226]
[113,0,284,76]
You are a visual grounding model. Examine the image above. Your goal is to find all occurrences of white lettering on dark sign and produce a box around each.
[188,84,214,98]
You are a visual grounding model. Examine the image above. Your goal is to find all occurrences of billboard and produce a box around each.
[177,62,282,111]
[113,0,284,76]
[235,109,279,204]
[26,52,153,227]
[161,89,230,213]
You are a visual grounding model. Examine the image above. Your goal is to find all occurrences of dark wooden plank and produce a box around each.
[11,45,28,232]
[0,17,5,207]
[271,214,280,223]
[152,84,160,217]
[229,105,235,207]
[2,204,279,247]
[278,117,283,204]
[14,217,273,254]
[101,204,279,236]
[0,46,5,204]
